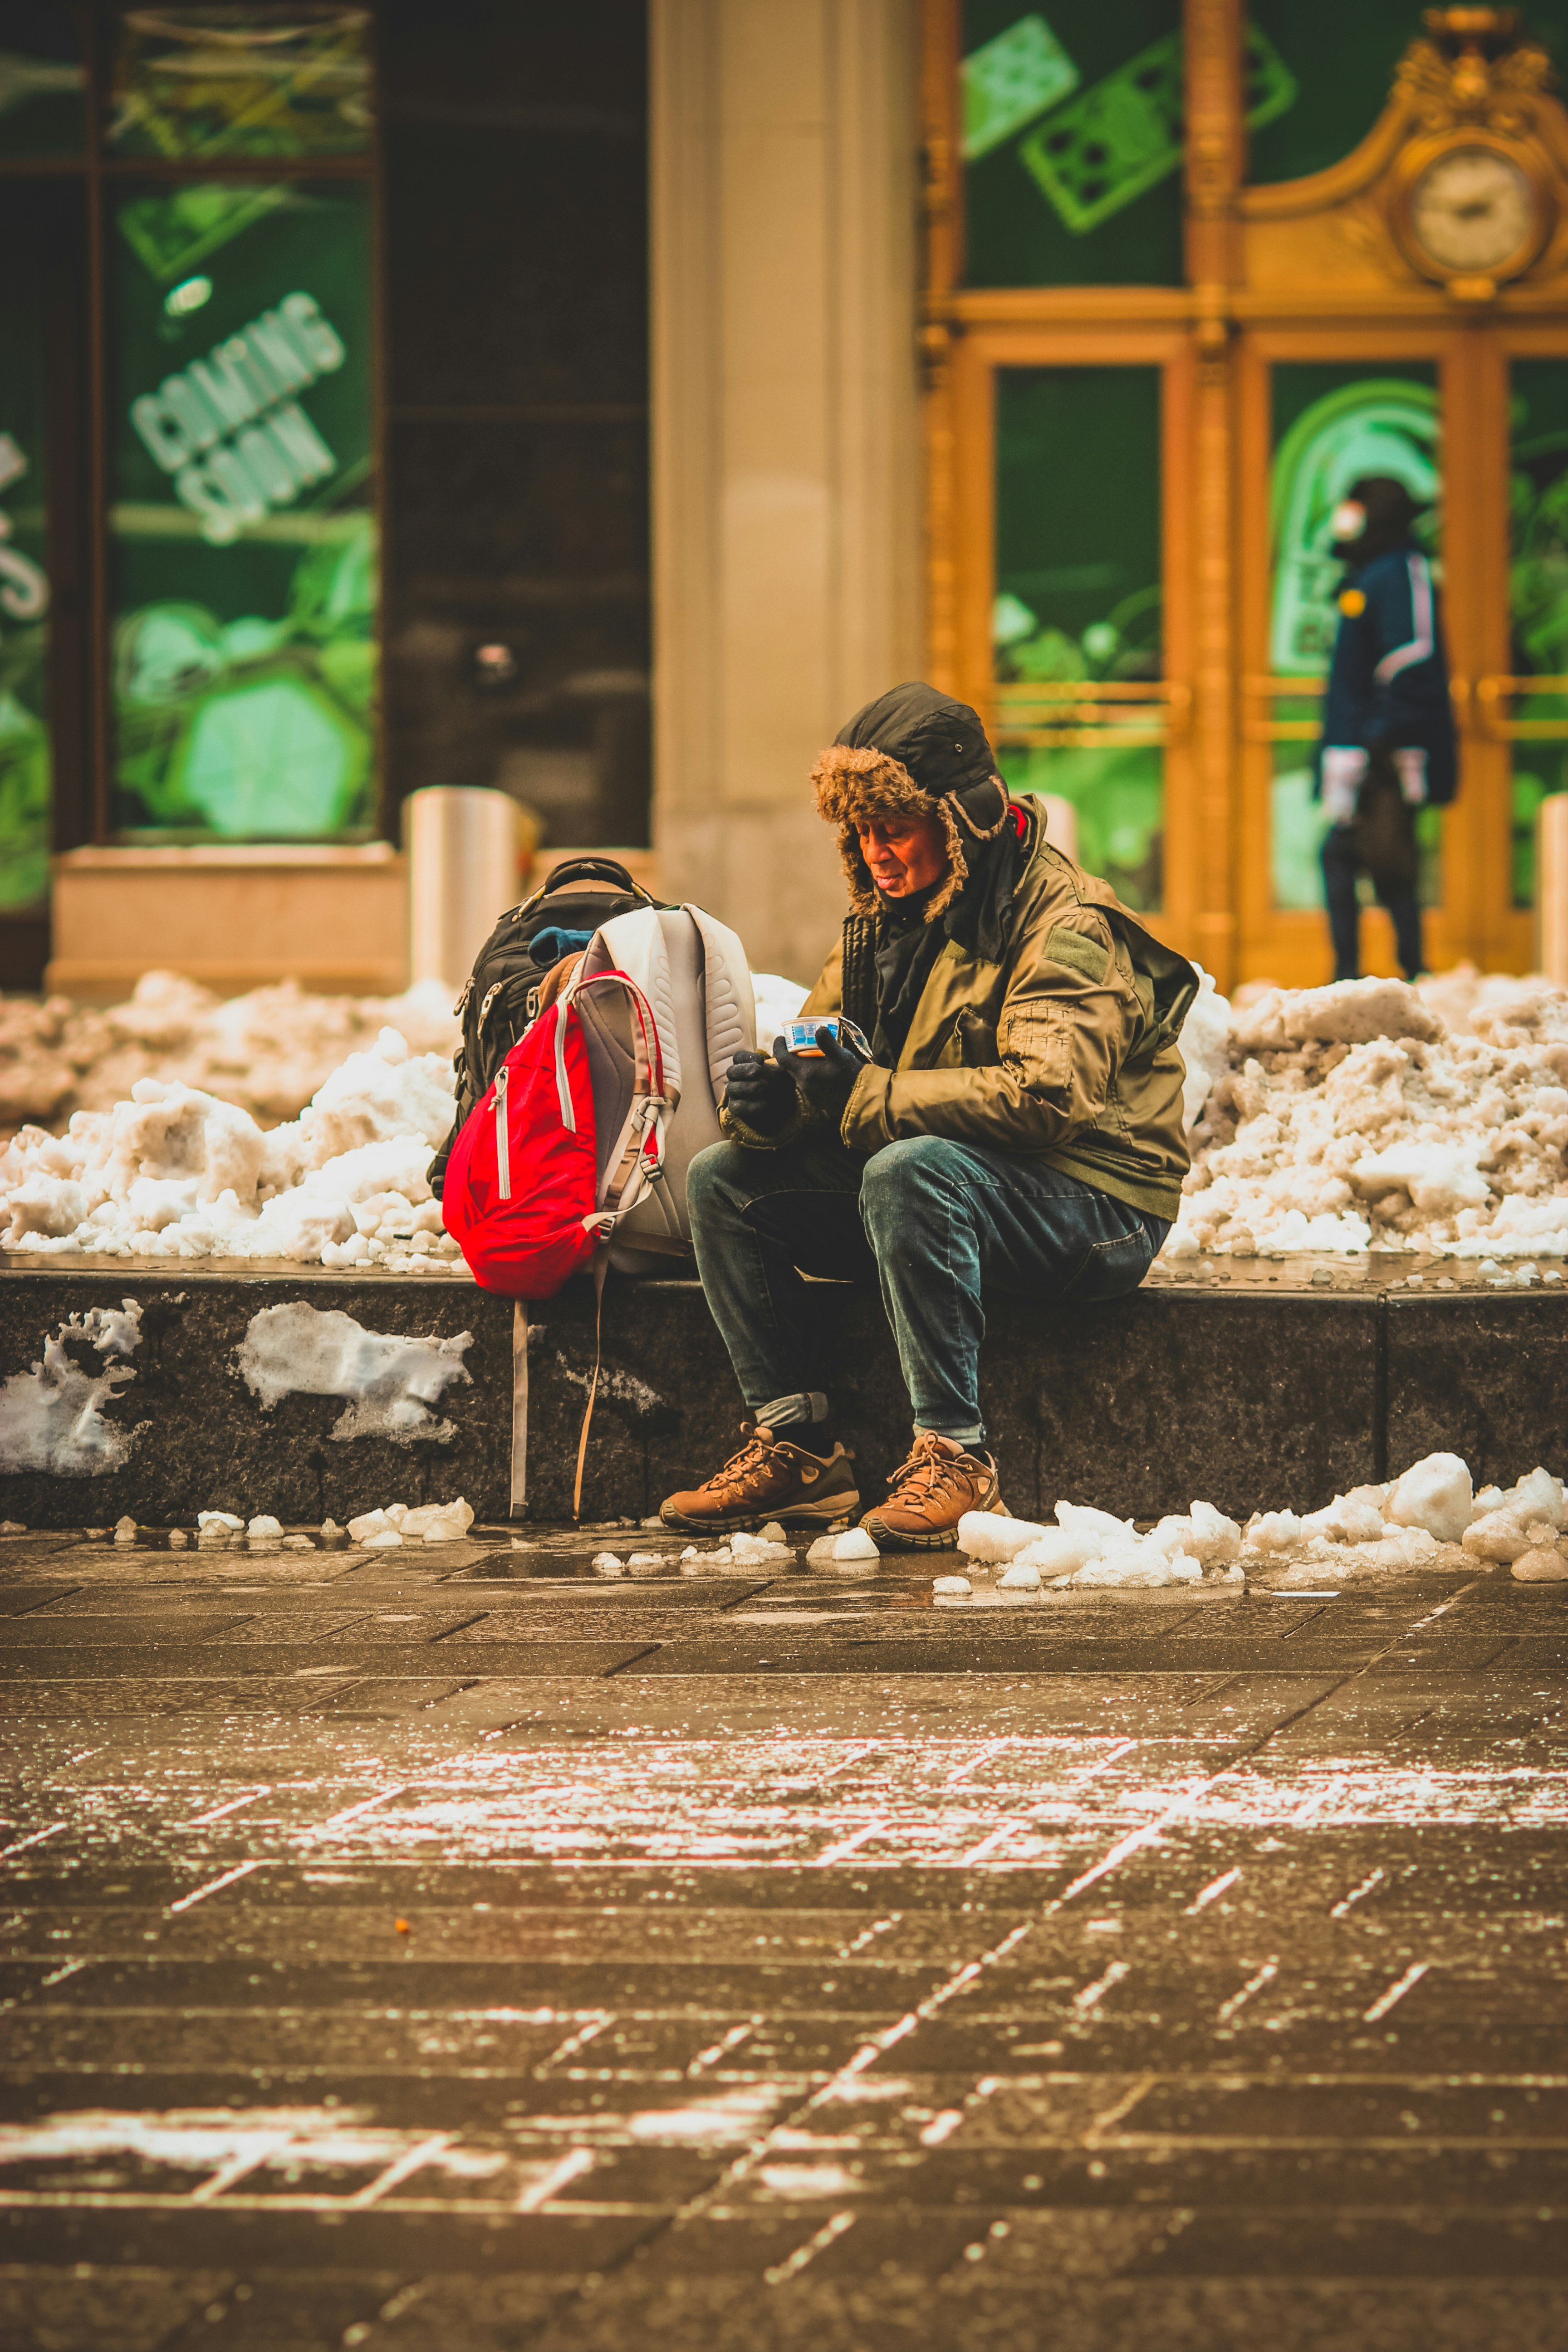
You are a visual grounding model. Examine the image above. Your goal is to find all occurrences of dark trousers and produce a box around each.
[1321,819,1424,981]
[686,1130,1170,1446]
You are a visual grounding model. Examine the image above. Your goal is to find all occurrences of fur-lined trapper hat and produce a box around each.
[810,681,1009,919]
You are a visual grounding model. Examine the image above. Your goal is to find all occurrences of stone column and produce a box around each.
[650,0,921,982]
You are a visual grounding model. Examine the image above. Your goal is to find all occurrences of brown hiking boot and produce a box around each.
[860,1431,1003,1551]
[661,1423,860,1534]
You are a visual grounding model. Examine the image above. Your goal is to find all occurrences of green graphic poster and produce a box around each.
[0,287,51,910]
[960,5,1296,289]
[1508,360,1568,908]
[993,366,1163,911]
[110,179,377,841]
[1268,368,1441,912]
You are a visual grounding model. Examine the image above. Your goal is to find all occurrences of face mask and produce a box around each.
[1331,500,1367,543]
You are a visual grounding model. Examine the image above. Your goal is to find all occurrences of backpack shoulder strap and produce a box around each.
[559,968,671,1232]
[590,909,683,1103]
[686,904,755,1091]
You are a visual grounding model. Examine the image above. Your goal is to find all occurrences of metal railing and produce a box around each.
[1475,675,1568,742]
[991,678,1189,751]
[1242,675,1324,743]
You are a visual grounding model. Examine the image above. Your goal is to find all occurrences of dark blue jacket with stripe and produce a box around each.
[1315,543,1458,806]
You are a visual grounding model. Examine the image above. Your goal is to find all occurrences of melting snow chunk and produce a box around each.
[1513,1546,1568,1582]
[0,1298,143,1475]
[1384,1451,1473,1544]
[237,1303,472,1443]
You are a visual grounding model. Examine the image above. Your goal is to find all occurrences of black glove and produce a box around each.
[722,1046,798,1136]
[775,1028,862,1125]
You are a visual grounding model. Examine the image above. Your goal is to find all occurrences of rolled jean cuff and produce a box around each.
[917,1421,985,1447]
[755,1390,828,1430]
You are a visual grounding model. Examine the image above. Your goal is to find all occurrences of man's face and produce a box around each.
[858,810,950,897]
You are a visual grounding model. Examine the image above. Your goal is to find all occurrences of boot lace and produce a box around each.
[883,1431,974,1508]
[703,1427,791,1500]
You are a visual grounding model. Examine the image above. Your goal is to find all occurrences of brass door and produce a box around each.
[946,323,1199,943]
[922,0,1568,989]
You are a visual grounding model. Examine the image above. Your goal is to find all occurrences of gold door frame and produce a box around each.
[923,0,1568,986]
[947,320,1200,952]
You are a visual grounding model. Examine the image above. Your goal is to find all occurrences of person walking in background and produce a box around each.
[1317,475,1457,982]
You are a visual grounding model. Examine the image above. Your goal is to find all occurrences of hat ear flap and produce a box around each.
[951,777,1008,840]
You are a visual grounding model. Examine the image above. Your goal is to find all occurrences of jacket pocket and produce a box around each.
[1000,997,1073,1091]
[957,1007,998,1067]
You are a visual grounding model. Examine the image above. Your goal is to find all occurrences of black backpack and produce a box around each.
[426,855,665,1200]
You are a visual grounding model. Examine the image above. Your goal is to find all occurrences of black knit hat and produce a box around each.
[833,681,998,798]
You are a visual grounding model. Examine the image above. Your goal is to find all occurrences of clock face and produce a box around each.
[1409,145,1538,275]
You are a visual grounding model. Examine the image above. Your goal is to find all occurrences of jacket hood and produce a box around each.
[811,682,1009,920]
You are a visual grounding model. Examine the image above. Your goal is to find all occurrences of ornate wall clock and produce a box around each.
[1392,128,1553,294]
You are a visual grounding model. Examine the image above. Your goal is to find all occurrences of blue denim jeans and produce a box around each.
[686,1131,1170,1446]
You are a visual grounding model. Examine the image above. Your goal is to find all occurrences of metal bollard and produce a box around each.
[1539,793,1568,986]
[407,787,524,990]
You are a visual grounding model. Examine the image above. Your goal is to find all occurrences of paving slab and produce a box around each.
[0,1523,1563,2349]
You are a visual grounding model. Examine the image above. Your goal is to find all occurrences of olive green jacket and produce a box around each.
[728,796,1197,1222]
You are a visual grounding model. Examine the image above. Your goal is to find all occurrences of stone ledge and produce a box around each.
[1,1264,1563,1531]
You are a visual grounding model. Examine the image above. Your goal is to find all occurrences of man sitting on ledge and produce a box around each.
[661,681,1197,1551]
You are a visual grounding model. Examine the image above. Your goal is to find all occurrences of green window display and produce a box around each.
[108,4,371,160]
[109,178,377,842]
[961,5,1296,289]
[1267,363,1442,913]
[0,2,84,159]
[993,365,1164,911]
[0,281,52,911]
[1508,358,1568,909]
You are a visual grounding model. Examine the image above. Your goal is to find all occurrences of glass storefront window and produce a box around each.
[1509,360,1568,907]
[0,269,52,910]
[109,178,377,841]
[993,365,1164,911]
[108,4,372,160]
[961,3,1296,289]
[1268,363,1442,912]
[0,2,84,158]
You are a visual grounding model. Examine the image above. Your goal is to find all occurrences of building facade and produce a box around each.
[3,3,1567,995]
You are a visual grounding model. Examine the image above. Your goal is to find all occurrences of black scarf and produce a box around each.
[868,805,1032,1067]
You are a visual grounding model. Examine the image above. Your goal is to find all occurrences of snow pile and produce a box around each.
[950,1452,1568,1588]
[804,1527,878,1566]
[1177,965,1232,1133]
[0,1027,466,1270]
[1416,964,1556,1037]
[0,1298,142,1475]
[1248,1455,1567,1582]
[345,1499,475,1545]
[0,963,805,1272]
[677,1528,795,1571]
[237,1303,472,1443]
[1173,972,1568,1260]
[957,1500,1218,1591]
[751,973,809,1049]
[0,970,459,1135]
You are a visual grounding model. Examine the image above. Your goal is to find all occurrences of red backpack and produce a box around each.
[441,967,670,1299]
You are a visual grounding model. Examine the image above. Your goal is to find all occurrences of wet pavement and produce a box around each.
[0,1518,1564,2350]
